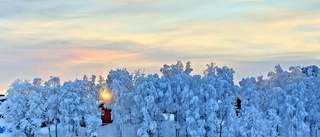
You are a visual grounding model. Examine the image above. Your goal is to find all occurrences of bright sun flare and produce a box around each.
[100,87,112,102]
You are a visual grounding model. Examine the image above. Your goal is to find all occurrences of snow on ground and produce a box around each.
[0,119,12,137]
[97,124,119,137]
[0,119,176,137]
[0,132,12,137]
[159,121,176,137]
[97,122,176,137]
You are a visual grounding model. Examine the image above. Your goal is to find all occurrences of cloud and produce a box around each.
[230,0,265,2]
[1,0,320,93]
[294,25,320,32]
[0,40,142,92]
[0,0,98,20]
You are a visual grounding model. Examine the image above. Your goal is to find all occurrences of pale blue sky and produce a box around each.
[1,0,320,93]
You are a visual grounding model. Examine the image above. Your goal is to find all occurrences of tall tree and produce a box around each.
[204,64,236,137]
[135,74,163,137]
[283,82,309,136]
[238,77,264,137]
[59,79,101,137]
[199,74,218,136]
[21,78,45,137]
[1,79,32,136]
[160,61,194,137]
[107,69,134,137]
[44,77,61,137]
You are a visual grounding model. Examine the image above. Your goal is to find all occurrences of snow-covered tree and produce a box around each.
[59,79,101,137]
[265,109,281,137]
[204,64,236,137]
[83,76,102,136]
[160,61,194,136]
[255,65,314,136]
[44,77,61,137]
[3,62,319,137]
[303,72,320,137]
[98,75,105,85]
[184,92,206,136]
[20,78,45,137]
[198,73,219,136]
[59,81,82,137]
[92,75,97,85]
[238,77,265,137]
[107,69,134,137]
[301,65,319,77]
[134,74,164,137]
[283,82,309,136]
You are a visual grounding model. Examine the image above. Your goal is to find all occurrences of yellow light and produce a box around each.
[100,87,112,102]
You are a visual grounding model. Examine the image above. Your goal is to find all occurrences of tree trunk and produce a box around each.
[47,119,51,137]
[55,121,58,137]
[48,126,51,137]
[119,125,122,137]
[174,112,179,137]
[276,125,279,137]
[176,128,179,137]
[186,129,188,137]
[74,124,79,136]
[148,130,153,137]
[219,125,222,137]
[219,118,223,137]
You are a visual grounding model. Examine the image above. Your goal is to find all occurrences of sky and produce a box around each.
[0,0,320,94]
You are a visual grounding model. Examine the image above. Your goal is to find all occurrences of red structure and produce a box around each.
[99,103,112,123]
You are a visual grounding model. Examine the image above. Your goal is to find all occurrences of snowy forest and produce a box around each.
[1,61,320,137]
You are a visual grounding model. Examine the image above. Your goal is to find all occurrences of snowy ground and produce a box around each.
[0,119,175,137]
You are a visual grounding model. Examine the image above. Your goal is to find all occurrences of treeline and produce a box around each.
[107,62,320,137]
[1,76,102,137]
[2,61,320,137]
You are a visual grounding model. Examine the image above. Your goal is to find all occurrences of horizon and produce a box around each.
[0,62,315,94]
[1,0,319,94]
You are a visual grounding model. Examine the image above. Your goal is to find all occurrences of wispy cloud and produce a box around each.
[1,0,320,93]
[230,0,265,2]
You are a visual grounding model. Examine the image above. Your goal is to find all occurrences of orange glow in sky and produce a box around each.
[0,0,319,93]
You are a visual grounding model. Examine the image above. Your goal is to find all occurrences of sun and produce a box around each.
[100,87,112,102]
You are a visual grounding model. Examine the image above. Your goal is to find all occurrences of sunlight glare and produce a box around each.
[100,87,112,102]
